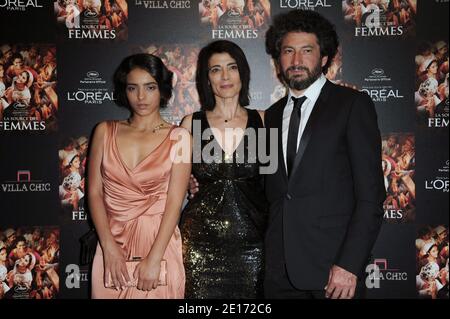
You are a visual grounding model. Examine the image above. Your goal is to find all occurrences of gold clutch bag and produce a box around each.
[106,257,167,288]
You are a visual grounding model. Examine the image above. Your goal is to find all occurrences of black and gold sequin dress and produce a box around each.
[180,109,268,299]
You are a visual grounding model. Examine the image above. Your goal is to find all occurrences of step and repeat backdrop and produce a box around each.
[0,0,448,299]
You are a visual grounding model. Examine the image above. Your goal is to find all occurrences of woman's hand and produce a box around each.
[188,174,199,199]
[133,257,161,291]
[102,242,130,290]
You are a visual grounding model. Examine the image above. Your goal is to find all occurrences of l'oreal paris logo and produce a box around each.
[425,160,449,193]
[0,0,43,10]
[279,0,332,9]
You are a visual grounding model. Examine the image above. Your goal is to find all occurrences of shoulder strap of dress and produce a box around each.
[191,111,205,131]
[247,108,263,128]
[191,111,203,121]
[102,120,115,153]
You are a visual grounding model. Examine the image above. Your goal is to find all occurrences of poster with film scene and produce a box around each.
[0,44,57,132]
[381,133,415,223]
[54,0,128,41]
[416,225,449,299]
[415,40,448,128]
[134,44,201,123]
[0,226,59,299]
[58,135,88,219]
[342,0,416,37]
[199,0,271,39]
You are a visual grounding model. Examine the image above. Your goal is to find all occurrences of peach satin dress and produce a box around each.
[91,121,185,299]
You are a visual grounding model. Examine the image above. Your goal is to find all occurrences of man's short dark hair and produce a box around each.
[265,10,339,74]
[196,40,251,111]
[113,53,173,109]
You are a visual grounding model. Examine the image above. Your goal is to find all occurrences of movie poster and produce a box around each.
[342,0,417,37]
[58,136,88,221]
[0,44,58,132]
[54,0,128,41]
[199,0,271,39]
[0,226,60,299]
[416,225,449,299]
[135,44,201,123]
[382,133,416,223]
[415,40,449,128]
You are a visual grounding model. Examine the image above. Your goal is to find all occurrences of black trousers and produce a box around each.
[264,263,366,299]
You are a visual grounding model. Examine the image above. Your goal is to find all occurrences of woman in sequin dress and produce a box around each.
[180,40,268,298]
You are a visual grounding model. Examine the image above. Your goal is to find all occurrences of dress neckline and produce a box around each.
[113,121,175,172]
[202,109,251,158]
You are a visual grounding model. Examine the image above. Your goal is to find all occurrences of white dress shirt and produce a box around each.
[282,74,327,171]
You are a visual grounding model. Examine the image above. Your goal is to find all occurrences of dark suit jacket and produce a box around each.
[264,80,386,290]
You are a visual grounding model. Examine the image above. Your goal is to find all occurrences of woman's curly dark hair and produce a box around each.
[265,10,339,74]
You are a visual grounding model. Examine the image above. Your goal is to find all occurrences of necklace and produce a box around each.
[214,107,240,123]
[126,118,166,133]
[150,123,166,133]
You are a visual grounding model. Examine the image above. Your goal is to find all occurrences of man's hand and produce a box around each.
[325,265,357,299]
[188,174,199,199]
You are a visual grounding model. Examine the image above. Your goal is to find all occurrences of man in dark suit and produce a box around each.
[263,10,386,299]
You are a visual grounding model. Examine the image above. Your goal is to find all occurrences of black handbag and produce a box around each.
[79,228,98,265]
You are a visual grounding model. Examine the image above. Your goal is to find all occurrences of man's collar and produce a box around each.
[288,73,327,102]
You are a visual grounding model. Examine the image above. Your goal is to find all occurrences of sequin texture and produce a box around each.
[180,110,268,299]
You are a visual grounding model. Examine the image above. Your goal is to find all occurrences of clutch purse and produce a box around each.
[105,257,167,289]
[79,228,98,265]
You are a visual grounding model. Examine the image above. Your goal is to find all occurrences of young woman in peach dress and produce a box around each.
[88,54,191,299]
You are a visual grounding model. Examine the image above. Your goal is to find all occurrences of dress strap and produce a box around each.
[189,111,204,134]
[102,121,114,155]
[191,111,203,121]
[246,109,263,129]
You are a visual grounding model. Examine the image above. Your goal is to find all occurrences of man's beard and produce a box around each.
[281,62,323,91]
